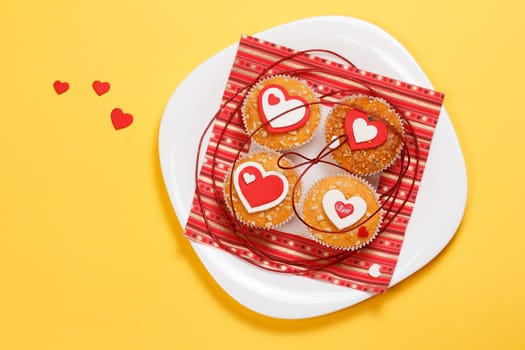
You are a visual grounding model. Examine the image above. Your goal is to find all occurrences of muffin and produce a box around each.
[242,75,321,150]
[224,151,301,229]
[325,95,404,175]
[302,174,381,250]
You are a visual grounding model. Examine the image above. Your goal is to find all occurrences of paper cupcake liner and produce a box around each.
[222,150,300,230]
[299,173,383,251]
[324,93,406,177]
[241,74,322,152]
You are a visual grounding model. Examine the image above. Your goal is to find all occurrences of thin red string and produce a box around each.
[192,48,420,273]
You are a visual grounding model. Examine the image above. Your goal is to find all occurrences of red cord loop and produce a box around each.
[192,48,421,273]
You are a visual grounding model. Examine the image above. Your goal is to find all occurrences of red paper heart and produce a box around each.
[334,201,354,218]
[111,108,133,130]
[53,80,69,94]
[93,81,110,96]
[237,164,286,210]
[344,109,388,150]
[257,84,310,133]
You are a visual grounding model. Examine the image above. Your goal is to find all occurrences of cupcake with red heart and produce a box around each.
[325,95,404,175]
[223,151,300,229]
[242,75,321,151]
[301,174,382,250]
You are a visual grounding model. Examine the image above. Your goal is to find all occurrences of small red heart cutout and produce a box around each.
[268,93,280,105]
[93,81,110,96]
[53,80,69,94]
[111,108,133,130]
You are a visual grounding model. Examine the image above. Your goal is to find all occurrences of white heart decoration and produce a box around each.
[352,117,378,143]
[242,172,256,184]
[259,85,308,130]
[368,263,381,278]
[322,189,367,230]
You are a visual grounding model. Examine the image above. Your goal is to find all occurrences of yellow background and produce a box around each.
[2,0,524,348]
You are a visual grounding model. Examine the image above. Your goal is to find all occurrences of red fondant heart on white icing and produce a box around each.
[268,93,280,105]
[344,109,388,150]
[257,84,310,133]
[335,201,354,218]
[233,161,289,213]
[322,189,367,230]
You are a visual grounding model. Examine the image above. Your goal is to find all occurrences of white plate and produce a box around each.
[158,16,467,319]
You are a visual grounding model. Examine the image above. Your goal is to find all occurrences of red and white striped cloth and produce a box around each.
[183,35,444,293]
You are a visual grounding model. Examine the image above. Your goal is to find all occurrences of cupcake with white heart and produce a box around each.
[242,75,321,151]
[223,151,301,229]
[325,94,404,175]
[301,174,382,250]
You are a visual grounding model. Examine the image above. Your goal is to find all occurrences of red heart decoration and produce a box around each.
[344,109,388,151]
[235,163,287,212]
[268,93,280,105]
[53,80,69,94]
[93,81,110,96]
[111,108,133,130]
[357,226,369,238]
[334,201,354,218]
[257,84,310,133]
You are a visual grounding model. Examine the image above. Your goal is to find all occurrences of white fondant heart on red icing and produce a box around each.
[242,172,256,184]
[344,109,388,150]
[233,161,289,213]
[353,118,378,143]
[257,84,310,133]
[322,189,367,230]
